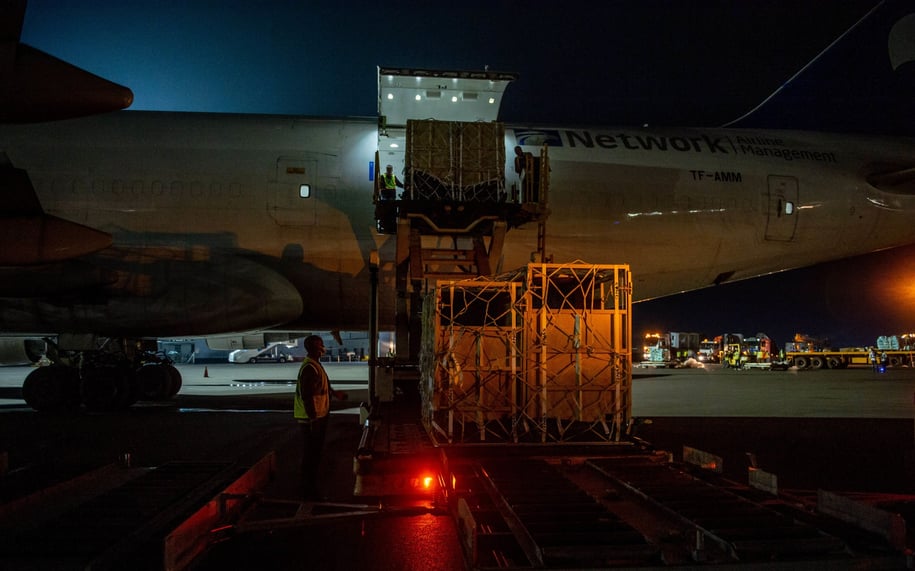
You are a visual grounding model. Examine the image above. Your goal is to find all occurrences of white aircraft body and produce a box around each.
[1,113,914,335]
[1,0,914,410]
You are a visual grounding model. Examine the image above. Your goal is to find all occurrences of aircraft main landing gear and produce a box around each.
[21,338,182,412]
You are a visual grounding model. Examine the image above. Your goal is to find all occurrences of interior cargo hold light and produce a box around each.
[389,143,399,148]
[451,95,458,103]
[386,93,393,100]
[489,97,495,104]
[414,94,421,101]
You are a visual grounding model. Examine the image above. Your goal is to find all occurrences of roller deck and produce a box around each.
[0,457,275,570]
[440,442,909,569]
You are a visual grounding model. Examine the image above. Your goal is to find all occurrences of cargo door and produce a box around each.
[377,67,515,126]
[268,157,317,226]
[765,175,798,241]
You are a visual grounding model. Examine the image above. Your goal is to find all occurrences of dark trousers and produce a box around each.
[299,416,328,499]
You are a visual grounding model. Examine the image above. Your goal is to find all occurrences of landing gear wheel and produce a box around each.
[81,366,134,411]
[137,364,172,400]
[163,364,182,398]
[120,369,140,408]
[23,366,80,412]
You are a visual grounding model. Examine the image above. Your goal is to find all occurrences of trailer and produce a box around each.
[786,348,915,370]
[786,333,915,369]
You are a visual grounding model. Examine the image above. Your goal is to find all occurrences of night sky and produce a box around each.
[18,0,914,348]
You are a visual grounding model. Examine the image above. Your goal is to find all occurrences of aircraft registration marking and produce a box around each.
[689,170,742,183]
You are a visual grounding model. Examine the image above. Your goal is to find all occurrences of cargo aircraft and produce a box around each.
[1,1,914,410]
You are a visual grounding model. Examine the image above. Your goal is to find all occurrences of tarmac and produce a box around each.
[0,361,913,569]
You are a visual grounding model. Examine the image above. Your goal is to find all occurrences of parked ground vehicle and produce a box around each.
[740,333,773,369]
[784,333,915,369]
[640,331,699,367]
[697,338,720,363]
[228,342,296,364]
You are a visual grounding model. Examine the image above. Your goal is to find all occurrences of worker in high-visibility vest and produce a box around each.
[380,164,403,200]
[295,335,347,500]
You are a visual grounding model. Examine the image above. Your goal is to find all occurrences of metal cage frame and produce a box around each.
[421,262,632,443]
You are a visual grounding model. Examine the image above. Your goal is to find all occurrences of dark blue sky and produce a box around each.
[19,0,914,348]
[21,1,878,125]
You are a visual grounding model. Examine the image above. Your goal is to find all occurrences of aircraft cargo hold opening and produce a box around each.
[373,118,549,235]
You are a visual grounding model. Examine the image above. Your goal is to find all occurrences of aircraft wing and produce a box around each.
[0,0,133,123]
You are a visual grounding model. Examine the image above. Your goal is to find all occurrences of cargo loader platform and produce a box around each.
[353,258,913,568]
[442,443,910,569]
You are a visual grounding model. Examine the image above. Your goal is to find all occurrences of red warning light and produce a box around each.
[409,474,437,491]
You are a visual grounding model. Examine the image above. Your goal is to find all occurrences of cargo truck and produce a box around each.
[740,333,774,369]
[639,331,700,367]
[697,338,720,363]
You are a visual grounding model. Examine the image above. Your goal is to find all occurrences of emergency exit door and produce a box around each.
[765,175,798,241]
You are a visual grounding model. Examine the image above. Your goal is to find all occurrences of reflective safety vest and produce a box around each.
[294,357,329,420]
[382,173,397,189]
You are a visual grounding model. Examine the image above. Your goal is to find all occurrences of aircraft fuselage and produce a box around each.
[1,111,914,336]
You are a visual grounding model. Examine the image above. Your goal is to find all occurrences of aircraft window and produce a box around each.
[299,184,311,198]
[785,201,795,215]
